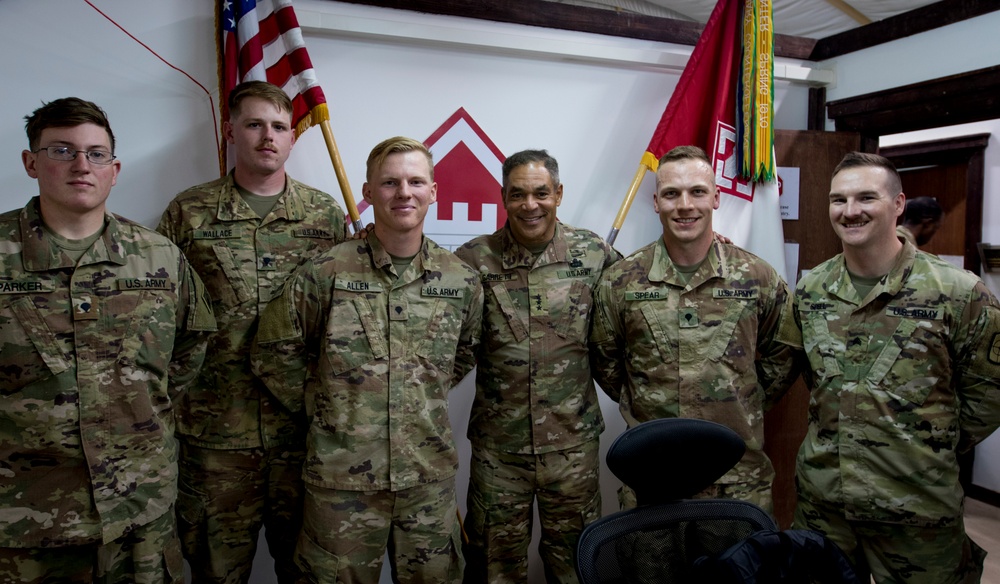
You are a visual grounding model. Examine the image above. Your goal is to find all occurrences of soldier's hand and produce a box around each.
[713,231,732,245]
[352,222,375,240]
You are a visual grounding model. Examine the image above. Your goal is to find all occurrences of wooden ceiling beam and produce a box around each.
[329,0,817,60]
[810,0,1000,60]
[326,0,999,62]
[827,64,1000,136]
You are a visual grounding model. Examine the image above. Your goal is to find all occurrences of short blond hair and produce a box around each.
[365,136,434,182]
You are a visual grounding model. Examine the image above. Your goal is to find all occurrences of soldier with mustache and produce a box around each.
[157,80,347,583]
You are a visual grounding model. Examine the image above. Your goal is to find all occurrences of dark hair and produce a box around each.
[228,80,293,119]
[833,152,902,195]
[366,136,434,182]
[903,196,943,224]
[24,97,115,153]
[658,145,711,167]
[502,150,559,189]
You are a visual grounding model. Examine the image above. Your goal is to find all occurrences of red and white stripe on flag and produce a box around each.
[220,0,328,137]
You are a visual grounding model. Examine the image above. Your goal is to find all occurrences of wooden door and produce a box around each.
[764,129,860,528]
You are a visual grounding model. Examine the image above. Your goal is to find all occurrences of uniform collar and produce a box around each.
[648,238,726,288]
[216,172,305,222]
[20,196,127,271]
[825,240,915,305]
[499,221,568,270]
[366,231,432,275]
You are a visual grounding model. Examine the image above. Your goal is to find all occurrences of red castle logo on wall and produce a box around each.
[356,108,507,250]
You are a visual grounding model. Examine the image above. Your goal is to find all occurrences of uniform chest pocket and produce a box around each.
[639,302,675,363]
[324,295,388,375]
[485,282,527,350]
[210,243,256,306]
[871,317,948,407]
[0,296,72,392]
[93,288,170,384]
[553,279,592,341]
[801,311,844,381]
[704,299,751,363]
[417,297,464,372]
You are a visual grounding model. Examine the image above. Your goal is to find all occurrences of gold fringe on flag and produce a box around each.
[740,0,775,181]
[295,103,331,139]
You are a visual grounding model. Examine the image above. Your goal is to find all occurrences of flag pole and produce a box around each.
[318,119,364,235]
[606,161,652,246]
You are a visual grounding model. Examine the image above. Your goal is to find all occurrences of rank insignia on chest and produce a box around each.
[73,294,99,320]
[679,307,699,328]
[259,255,277,271]
[989,332,1000,365]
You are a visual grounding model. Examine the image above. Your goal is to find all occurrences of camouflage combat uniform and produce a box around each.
[590,239,797,512]
[454,221,616,583]
[0,198,215,583]
[895,224,916,247]
[156,172,346,584]
[252,232,483,584]
[788,240,1000,584]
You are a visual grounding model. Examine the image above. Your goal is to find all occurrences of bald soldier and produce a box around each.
[787,152,1000,583]
[590,145,798,512]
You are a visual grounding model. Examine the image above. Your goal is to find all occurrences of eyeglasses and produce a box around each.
[33,146,116,166]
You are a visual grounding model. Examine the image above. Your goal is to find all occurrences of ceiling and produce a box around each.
[334,0,997,61]
[542,0,939,39]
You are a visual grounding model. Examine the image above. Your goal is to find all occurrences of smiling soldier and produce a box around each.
[785,152,1000,584]
[590,145,799,513]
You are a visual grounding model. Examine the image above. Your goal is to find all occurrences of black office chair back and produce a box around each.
[577,497,776,583]
[576,418,861,584]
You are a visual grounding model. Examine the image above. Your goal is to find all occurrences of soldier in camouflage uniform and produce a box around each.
[253,136,483,584]
[589,145,798,512]
[0,97,215,583]
[454,150,617,583]
[156,81,347,584]
[784,152,1000,584]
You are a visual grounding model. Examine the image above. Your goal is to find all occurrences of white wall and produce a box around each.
[2,0,997,581]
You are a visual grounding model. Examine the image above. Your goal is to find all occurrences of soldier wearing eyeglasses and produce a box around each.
[0,97,216,582]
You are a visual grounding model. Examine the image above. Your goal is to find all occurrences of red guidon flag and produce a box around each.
[642,0,785,279]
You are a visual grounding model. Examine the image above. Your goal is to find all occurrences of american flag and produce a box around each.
[219,0,328,137]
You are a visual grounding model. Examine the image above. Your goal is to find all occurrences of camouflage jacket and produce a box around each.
[455,222,616,454]
[157,173,346,449]
[0,198,215,547]
[252,233,483,491]
[590,239,798,492]
[789,241,1000,526]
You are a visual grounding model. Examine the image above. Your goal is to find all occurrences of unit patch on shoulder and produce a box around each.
[989,332,1000,365]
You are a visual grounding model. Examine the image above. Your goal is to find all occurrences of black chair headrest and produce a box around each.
[607,418,747,505]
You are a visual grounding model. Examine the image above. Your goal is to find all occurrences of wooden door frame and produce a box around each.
[879,134,989,275]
